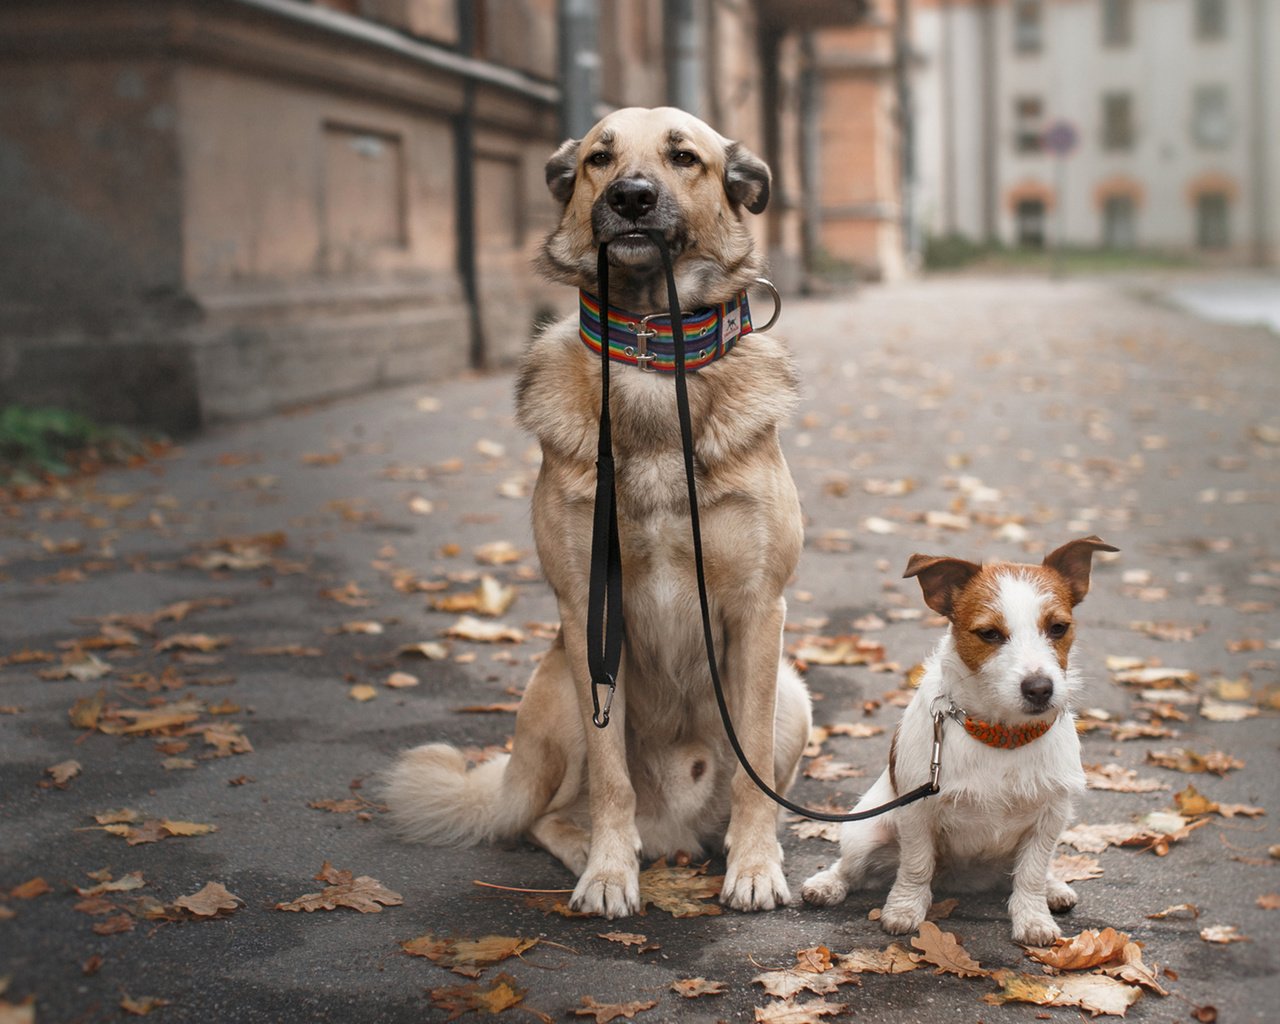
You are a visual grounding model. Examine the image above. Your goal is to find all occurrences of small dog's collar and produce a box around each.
[962,714,1057,750]
[577,289,752,373]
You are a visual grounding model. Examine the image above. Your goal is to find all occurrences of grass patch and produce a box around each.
[924,234,1197,275]
[0,406,159,486]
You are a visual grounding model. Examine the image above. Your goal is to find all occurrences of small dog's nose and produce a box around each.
[606,177,658,222]
[1021,674,1054,705]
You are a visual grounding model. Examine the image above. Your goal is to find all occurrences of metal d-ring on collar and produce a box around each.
[627,277,783,373]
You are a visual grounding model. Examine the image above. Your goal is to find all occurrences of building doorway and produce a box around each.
[1016,199,1047,248]
[1102,195,1137,248]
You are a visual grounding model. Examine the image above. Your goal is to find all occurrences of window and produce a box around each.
[1195,0,1226,40]
[1196,193,1229,249]
[1013,0,1043,54]
[1101,92,1134,151]
[1016,199,1047,248]
[1014,97,1045,153]
[1102,196,1136,248]
[1102,0,1133,47]
[1192,84,1230,148]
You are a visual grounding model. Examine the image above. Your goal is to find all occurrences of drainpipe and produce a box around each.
[558,0,599,138]
[456,1,483,368]
[980,0,998,243]
[666,0,704,115]
[1249,0,1270,266]
[799,32,822,286]
[895,0,919,268]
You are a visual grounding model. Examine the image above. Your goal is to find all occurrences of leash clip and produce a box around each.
[592,674,617,728]
[928,710,945,793]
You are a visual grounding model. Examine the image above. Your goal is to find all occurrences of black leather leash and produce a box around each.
[585,229,941,822]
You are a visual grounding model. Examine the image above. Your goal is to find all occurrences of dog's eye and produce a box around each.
[1047,622,1071,640]
[974,627,1005,645]
[671,150,700,167]
[586,151,612,168]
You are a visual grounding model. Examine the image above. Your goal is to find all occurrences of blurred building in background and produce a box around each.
[911,0,1278,262]
[1,0,1273,430]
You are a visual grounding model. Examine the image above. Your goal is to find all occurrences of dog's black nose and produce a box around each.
[1021,674,1054,705]
[606,177,658,222]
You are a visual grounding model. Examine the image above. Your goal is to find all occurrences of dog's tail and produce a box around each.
[381,744,535,846]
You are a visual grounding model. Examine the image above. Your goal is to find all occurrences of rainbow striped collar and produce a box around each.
[578,289,753,373]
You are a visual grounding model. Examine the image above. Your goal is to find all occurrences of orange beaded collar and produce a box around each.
[962,714,1057,750]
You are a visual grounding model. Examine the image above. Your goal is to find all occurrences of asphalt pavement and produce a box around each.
[2,275,1277,1023]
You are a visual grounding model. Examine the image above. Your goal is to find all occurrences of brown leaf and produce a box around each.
[75,871,146,897]
[1199,699,1258,722]
[637,858,723,918]
[432,575,518,617]
[428,973,527,1021]
[474,541,524,566]
[835,943,919,975]
[68,688,106,730]
[1025,928,1130,970]
[94,913,137,935]
[1098,942,1169,995]
[155,632,230,653]
[119,994,170,1016]
[348,684,377,702]
[753,997,850,1023]
[1145,748,1244,775]
[41,649,112,682]
[275,864,401,913]
[983,969,1142,1016]
[45,759,82,786]
[573,995,658,1023]
[671,978,726,998]
[909,921,987,978]
[804,755,865,781]
[1258,893,1280,910]
[9,878,52,900]
[596,932,657,951]
[1199,925,1249,944]
[1051,854,1104,883]
[173,882,242,917]
[1147,902,1200,920]
[1084,764,1167,793]
[926,897,960,921]
[402,933,537,977]
[308,798,366,814]
[444,616,525,644]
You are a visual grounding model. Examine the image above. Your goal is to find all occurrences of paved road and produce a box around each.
[2,277,1277,1023]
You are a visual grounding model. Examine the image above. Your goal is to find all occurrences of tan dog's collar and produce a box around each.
[962,713,1057,750]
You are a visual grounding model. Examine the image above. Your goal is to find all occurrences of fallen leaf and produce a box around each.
[909,921,986,978]
[68,688,107,730]
[804,755,865,781]
[835,943,920,975]
[9,878,51,900]
[1199,699,1258,722]
[385,672,419,689]
[788,635,885,668]
[1098,943,1169,995]
[597,932,656,951]
[432,575,518,617]
[1051,854,1104,883]
[637,858,723,918]
[1025,928,1130,970]
[308,798,366,814]
[1060,822,1151,854]
[119,994,170,1016]
[1256,893,1280,910]
[428,973,527,1020]
[926,897,959,920]
[335,620,384,636]
[276,864,402,914]
[753,997,849,1023]
[96,819,217,845]
[1147,902,1200,920]
[445,616,525,644]
[348,684,377,702]
[75,871,146,897]
[1199,925,1249,944]
[94,913,136,935]
[40,649,111,682]
[402,933,538,977]
[44,759,82,786]
[1145,748,1244,776]
[398,641,450,660]
[155,632,230,653]
[671,978,726,998]
[983,969,1142,1016]
[573,995,658,1022]
[1084,764,1167,793]
[1112,666,1198,687]
[173,881,242,917]
[474,541,524,566]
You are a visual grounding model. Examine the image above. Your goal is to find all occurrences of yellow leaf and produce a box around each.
[1025,927,1130,970]
[348,684,377,702]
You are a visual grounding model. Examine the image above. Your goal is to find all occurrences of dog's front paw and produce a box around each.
[800,867,849,907]
[1046,878,1078,913]
[722,851,790,911]
[571,862,640,919]
[879,884,931,935]
[1013,913,1062,947]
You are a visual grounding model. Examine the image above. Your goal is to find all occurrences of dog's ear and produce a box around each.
[724,142,771,214]
[545,138,580,205]
[1042,535,1119,605]
[903,554,981,620]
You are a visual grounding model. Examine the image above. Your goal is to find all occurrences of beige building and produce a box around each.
[0,0,878,431]
[911,0,1278,264]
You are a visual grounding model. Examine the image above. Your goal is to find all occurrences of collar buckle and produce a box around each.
[633,317,658,372]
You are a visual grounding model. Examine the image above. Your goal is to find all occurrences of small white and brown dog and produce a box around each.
[801,536,1117,945]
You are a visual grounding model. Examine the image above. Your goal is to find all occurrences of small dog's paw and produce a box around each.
[878,903,926,935]
[722,856,790,911]
[1013,914,1062,947]
[1046,879,1078,913]
[571,864,640,919]
[800,868,849,907]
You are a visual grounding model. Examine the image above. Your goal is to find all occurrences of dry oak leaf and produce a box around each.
[1257,893,1280,910]
[1199,925,1249,944]
[751,969,843,1000]
[9,878,52,900]
[1052,853,1105,883]
[276,862,402,914]
[1025,927,1130,971]
[1098,943,1169,996]
[98,819,217,845]
[909,921,987,978]
[1199,698,1258,722]
[119,994,170,1017]
[402,933,537,977]
[835,943,920,976]
[68,688,107,730]
[432,575,518,617]
[804,755,865,781]
[46,759,82,786]
[1147,902,1200,920]
[753,997,849,1024]
[428,973,528,1022]
[1112,666,1198,687]
[156,632,230,653]
[597,932,657,952]
[671,978,726,998]
[983,969,1142,1017]
[444,616,525,644]
[75,871,146,897]
[348,684,377,702]
[474,541,524,566]
[173,882,242,917]
[1145,748,1244,776]
[637,857,723,918]
[573,995,658,1023]
[40,650,111,682]
[1084,764,1167,793]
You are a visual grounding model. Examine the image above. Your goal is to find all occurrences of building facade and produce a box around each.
[911,0,1278,263]
[0,0,870,431]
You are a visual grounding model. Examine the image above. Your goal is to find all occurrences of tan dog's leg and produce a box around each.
[1009,805,1071,945]
[560,613,642,918]
[721,600,791,910]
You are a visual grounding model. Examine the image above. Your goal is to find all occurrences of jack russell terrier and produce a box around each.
[801,536,1117,946]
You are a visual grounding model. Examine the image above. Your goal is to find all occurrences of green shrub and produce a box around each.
[0,406,149,483]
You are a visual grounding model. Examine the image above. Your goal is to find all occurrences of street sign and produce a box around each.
[1042,120,1078,157]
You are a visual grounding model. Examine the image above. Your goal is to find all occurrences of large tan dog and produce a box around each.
[383,107,812,917]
